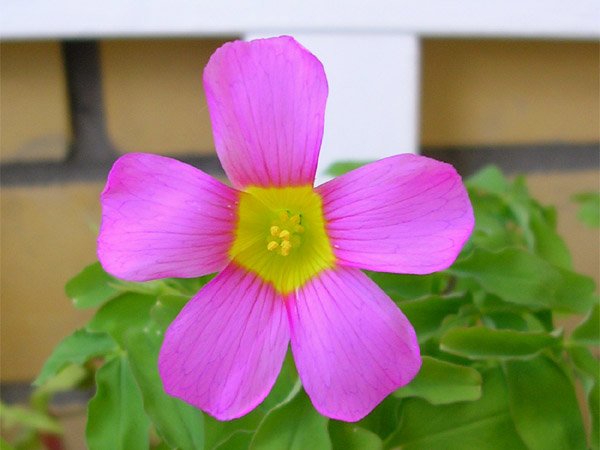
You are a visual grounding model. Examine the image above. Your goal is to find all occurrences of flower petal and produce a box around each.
[158,263,290,420]
[317,154,474,274]
[98,153,238,281]
[204,36,328,189]
[287,266,421,421]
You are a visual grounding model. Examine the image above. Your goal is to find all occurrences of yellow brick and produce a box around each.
[0,42,70,163]
[100,38,232,156]
[421,40,600,146]
[1,183,103,381]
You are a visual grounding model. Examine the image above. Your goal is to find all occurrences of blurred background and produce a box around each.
[1,1,598,445]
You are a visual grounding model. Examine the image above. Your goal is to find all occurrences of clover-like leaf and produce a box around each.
[150,294,190,330]
[465,166,510,195]
[249,387,330,450]
[325,161,372,177]
[568,345,599,448]
[125,327,205,450]
[503,354,587,450]
[34,328,117,386]
[449,247,595,313]
[86,355,150,450]
[572,192,600,228]
[394,356,482,404]
[87,293,156,347]
[387,368,527,449]
[328,421,382,450]
[570,302,599,347]
[66,262,120,309]
[440,326,561,359]
[530,210,572,269]
[399,294,471,341]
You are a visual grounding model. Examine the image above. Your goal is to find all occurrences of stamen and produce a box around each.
[265,209,305,257]
[230,185,335,294]
[280,240,292,256]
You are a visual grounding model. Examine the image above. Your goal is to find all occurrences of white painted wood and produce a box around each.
[2,0,599,40]
[246,33,420,184]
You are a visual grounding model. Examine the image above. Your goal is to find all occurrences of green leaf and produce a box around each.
[112,278,178,297]
[203,373,272,450]
[355,395,401,440]
[482,312,528,331]
[214,432,253,450]
[258,350,299,411]
[167,273,217,296]
[325,161,372,177]
[503,354,587,450]
[399,294,471,341]
[1,437,16,450]
[32,365,88,409]
[440,326,561,359]
[153,443,171,450]
[250,389,331,450]
[465,166,510,195]
[449,247,594,313]
[530,210,572,269]
[125,327,204,450]
[204,402,265,450]
[568,345,600,380]
[34,328,117,386]
[86,355,150,450]
[504,176,535,249]
[554,267,597,315]
[394,356,482,404]
[568,346,599,449]
[449,247,561,309]
[572,191,600,228]
[466,194,512,248]
[467,192,511,237]
[328,421,382,450]
[589,383,599,449]
[0,402,63,434]
[368,271,444,301]
[65,262,120,309]
[150,294,190,331]
[204,410,265,450]
[386,368,528,450]
[87,293,156,346]
[570,302,600,346]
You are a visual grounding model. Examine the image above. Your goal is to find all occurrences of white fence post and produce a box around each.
[246,32,421,183]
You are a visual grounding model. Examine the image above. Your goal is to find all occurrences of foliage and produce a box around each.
[4,166,598,450]
[572,192,600,228]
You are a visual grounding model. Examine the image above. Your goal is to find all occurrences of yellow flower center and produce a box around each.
[229,185,335,294]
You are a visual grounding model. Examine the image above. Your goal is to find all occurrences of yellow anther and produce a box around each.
[267,241,279,251]
[270,225,280,236]
[279,230,291,240]
[295,225,305,234]
[279,211,289,222]
[290,214,301,225]
[280,240,292,256]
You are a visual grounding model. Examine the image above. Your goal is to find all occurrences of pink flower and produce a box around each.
[97,36,474,422]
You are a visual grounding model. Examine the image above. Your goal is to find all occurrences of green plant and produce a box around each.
[9,166,597,450]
